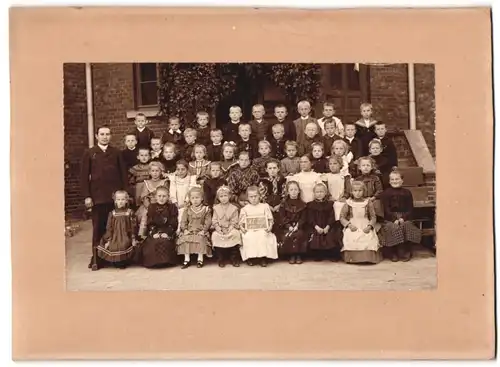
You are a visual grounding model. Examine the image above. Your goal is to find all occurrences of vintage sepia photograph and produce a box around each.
[64,62,436,291]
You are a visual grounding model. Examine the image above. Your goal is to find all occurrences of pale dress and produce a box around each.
[341,199,380,262]
[168,173,197,231]
[239,203,278,260]
[211,203,241,248]
[324,172,347,221]
[287,171,323,203]
[177,205,213,256]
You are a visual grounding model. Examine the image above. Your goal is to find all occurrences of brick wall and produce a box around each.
[64,63,88,218]
[414,64,436,157]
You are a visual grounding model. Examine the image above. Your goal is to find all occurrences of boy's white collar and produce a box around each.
[136,126,146,132]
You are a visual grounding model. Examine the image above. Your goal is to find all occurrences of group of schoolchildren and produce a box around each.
[86,100,422,271]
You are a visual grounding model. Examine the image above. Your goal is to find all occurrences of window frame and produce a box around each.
[133,63,160,109]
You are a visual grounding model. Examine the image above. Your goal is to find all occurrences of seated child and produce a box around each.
[317,102,344,137]
[324,155,351,220]
[206,128,224,162]
[159,142,179,175]
[169,160,198,231]
[379,169,422,262]
[268,104,296,142]
[340,180,382,264]
[181,128,197,162]
[306,182,340,261]
[161,116,184,145]
[309,142,329,173]
[236,123,258,161]
[96,190,137,269]
[354,102,378,156]
[252,140,273,178]
[177,187,213,269]
[249,104,270,141]
[150,137,163,162]
[227,151,260,207]
[220,141,238,176]
[121,134,138,171]
[287,155,323,203]
[268,123,287,160]
[203,162,228,207]
[211,186,242,267]
[322,119,344,154]
[343,123,362,163]
[280,141,301,177]
[354,156,384,219]
[130,112,155,149]
[136,161,169,235]
[276,181,308,264]
[239,186,279,267]
[374,121,398,169]
[188,144,211,183]
[195,111,212,146]
[129,148,151,206]
[299,122,324,156]
[368,138,391,188]
[136,186,179,268]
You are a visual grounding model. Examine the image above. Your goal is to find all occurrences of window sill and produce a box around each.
[126,106,160,119]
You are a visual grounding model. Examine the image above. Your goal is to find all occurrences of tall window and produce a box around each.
[134,63,159,107]
[329,63,361,91]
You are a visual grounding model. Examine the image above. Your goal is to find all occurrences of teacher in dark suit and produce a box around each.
[80,126,128,270]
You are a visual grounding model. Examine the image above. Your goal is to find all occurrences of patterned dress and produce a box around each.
[276,198,308,255]
[227,165,260,202]
[137,202,179,267]
[129,163,151,206]
[379,187,422,247]
[211,203,241,248]
[354,172,384,218]
[239,203,278,260]
[188,160,211,182]
[97,208,136,263]
[177,205,213,256]
[252,156,272,178]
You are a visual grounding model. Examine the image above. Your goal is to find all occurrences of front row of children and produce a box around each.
[95,156,422,270]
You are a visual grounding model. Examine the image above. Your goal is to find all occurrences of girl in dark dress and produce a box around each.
[368,139,392,188]
[137,186,179,268]
[227,151,260,207]
[276,181,308,264]
[160,142,179,175]
[354,156,384,219]
[379,169,422,262]
[306,182,340,261]
[309,142,329,173]
[203,162,228,207]
[96,190,138,269]
[259,159,286,215]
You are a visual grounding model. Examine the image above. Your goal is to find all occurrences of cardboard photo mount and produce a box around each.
[10,7,494,360]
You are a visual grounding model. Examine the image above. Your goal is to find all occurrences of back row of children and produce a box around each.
[94,100,421,270]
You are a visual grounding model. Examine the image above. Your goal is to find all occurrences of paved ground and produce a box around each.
[65,221,437,291]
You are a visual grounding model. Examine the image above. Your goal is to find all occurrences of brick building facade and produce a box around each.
[64,63,436,218]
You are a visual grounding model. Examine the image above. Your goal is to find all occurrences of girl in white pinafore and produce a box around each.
[239,186,278,267]
[168,160,197,232]
[286,155,323,203]
[339,180,382,264]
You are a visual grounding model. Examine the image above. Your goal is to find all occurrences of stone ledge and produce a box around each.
[126,106,160,119]
[404,129,436,174]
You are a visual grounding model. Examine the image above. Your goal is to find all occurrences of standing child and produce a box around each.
[340,180,382,264]
[239,186,279,267]
[293,100,320,148]
[188,144,211,183]
[323,120,344,155]
[169,160,198,231]
[374,122,398,170]
[211,186,242,267]
[159,142,179,175]
[177,187,212,269]
[227,151,260,207]
[130,113,155,149]
[161,116,184,145]
[268,104,296,142]
[368,138,391,188]
[276,181,308,264]
[317,102,344,137]
[306,183,339,261]
[194,111,212,146]
[129,148,151,206]
[206,129,224,162]
[310,142,329,173]
[249,104,270,141]
[280,141,301,177]
[96,190,137,269]
[252,140,273,177]
[300,122,323,156]
[269,123,287,160]
[121,134,138,171]
[324,155,351,221]
[222,106,243,144]
[150,137,164,162]
[136,162,169,235]
[343,123,362,163]
[379,169,422,262]
[355,103,378,156]
[203,162,228,207]
[287,155,323,203]
[354,157,384,218]
[331,139,355,178]
[220,142,238,176]
[137,186,179,268]
[181,128,197,162]
[236,123,258,161]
